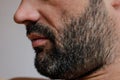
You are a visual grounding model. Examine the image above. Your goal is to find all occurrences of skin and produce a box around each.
[14,0,120,80]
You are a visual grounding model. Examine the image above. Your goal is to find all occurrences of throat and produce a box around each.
[80,67,107,80]
[79,60,120,80]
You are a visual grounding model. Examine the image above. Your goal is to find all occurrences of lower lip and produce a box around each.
[32,39,48,47]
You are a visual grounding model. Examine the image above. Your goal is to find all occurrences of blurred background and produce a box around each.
[0,0,45,79]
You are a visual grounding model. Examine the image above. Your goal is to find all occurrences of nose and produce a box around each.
[14,1,40,25]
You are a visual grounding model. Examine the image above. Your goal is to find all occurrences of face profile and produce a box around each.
[14,0,120,80]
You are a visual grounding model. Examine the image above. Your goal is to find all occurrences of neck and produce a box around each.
[80,33,120,80]
[80,59,120,80]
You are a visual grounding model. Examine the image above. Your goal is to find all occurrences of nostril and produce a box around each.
[22,20,36,26]
[27,11,41,22]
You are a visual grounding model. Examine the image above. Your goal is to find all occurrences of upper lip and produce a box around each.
[27,33,47,41]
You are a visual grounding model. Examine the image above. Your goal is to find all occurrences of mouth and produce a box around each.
[27,33,49,48]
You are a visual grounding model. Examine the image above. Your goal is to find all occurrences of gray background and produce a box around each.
[0,0,45,79]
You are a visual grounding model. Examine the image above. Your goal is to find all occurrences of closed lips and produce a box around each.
[27,33,48,47]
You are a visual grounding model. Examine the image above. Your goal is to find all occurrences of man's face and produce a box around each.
[14,0,115,79]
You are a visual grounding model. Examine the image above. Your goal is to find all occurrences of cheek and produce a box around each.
[52,0,89,30]
[58,0,89,17]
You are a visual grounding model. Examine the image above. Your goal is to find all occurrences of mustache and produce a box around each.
[26,22,55,43]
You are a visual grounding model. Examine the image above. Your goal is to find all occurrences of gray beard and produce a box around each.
[32,0,115,79]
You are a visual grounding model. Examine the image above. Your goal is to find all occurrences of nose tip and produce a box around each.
[14,7,40,24]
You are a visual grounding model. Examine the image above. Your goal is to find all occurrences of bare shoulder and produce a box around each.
[10,77,49,80]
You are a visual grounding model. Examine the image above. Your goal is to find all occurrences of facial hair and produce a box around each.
[26,0,115,79]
